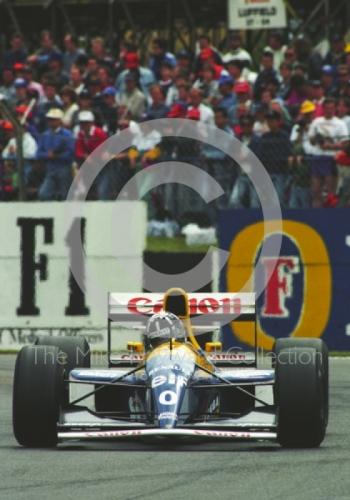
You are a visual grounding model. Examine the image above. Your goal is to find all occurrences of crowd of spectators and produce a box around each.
[1,29,350,217]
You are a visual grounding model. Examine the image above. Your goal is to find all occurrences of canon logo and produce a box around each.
[127,297,242,315]
[193,430,251,438]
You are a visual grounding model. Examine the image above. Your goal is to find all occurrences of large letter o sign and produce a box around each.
[227,221,332,350]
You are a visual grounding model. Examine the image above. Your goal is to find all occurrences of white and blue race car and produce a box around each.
[12,288,328,448]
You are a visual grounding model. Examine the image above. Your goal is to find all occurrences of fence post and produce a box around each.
[16,127,25,201]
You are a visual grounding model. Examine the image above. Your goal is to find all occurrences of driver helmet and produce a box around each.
[145,311,186,349]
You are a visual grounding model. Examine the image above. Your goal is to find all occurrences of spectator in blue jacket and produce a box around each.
[28,30,62,76]
[217,75,237,126]
[62,33,86,73]
[2,33,28,69]
[37,108,74,200]
[115,49,155,96]
[148,38,176,80]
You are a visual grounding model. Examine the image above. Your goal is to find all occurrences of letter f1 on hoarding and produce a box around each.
[218,208,350,351]
[0,202,146,351]
[228,0,287,30]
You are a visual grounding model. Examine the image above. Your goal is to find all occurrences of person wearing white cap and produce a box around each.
[45,107,64,120]
[222,33,252,66]
[37,108,75,200]
[78,110,95,123]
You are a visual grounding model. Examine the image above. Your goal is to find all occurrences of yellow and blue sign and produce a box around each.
[218,208,350,351]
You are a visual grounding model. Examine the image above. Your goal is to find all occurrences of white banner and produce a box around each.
[0,202,147,351]
[228,0,287,30]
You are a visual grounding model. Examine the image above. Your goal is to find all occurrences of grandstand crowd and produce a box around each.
[1,29,350,216]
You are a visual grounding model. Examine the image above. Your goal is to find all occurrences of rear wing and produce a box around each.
[107,291,257,366]
[108,292,255,327]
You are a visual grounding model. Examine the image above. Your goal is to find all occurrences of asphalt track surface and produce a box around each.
[1,355,350,500]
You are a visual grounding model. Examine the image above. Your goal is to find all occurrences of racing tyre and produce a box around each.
[275,347,327,448]
[35,336,91,406]
[274,338,329,424]
[13,345,64,447]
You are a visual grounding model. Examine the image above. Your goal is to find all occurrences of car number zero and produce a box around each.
[159,390,178,405]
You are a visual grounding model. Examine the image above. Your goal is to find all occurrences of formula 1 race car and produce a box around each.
[12,288,329,448]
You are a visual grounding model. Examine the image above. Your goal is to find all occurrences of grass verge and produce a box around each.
[146,236,211,253]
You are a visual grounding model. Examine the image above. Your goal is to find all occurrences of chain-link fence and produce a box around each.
[1,113,350,211]
[0,134,345,210]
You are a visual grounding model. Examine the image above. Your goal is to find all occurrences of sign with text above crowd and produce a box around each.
[228,0,287,30]
[218,208,350,351]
